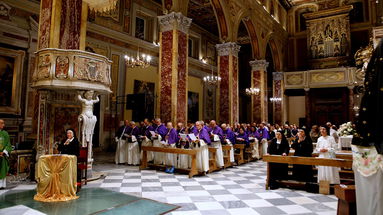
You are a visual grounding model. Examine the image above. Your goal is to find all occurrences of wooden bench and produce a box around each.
[263,155,353,192]
[141,146,198,178]
[222,145,233,168]
[233,144,245,165]
[245,142,257,162]
[208,147,219,173]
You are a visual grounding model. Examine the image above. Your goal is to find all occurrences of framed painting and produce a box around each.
[188,91,199,122]
[0,47,25,115]
[50,104,81,146]
[133,80,155,121]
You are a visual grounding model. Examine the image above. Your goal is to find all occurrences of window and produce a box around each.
[135,17,146,40]
[188,39,194,57]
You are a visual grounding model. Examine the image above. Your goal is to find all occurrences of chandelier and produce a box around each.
[245,88,260,95]
[202,57,221,85]
[270,97,282,102]
[124,47,151,68]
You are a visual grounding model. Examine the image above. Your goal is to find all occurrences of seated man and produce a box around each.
[191,121,210,173]
[221,123,235,163]
[207,120,224,168]
[177,122,190,169]
[125,121,140,165]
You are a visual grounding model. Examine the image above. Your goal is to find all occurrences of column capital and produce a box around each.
[216,42,240,57]
[272,72,284,81]
[249,59,269,71]
[158,12,192,34]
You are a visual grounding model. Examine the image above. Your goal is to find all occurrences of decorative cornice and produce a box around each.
[216,42,240,57]
[249,59,269,71]
[273,72,284,81]
[158,12,192,34]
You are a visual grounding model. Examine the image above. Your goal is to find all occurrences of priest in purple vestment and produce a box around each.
[164,122,178,173]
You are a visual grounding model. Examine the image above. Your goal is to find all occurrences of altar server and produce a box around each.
[115,120,129,164]
[0,119,12,189]
[164,122,178,173]
[192,121,210,173]
[208,120,224,168]
[126,121,140,165]
[152,118,167,165]
[316,126,340,184]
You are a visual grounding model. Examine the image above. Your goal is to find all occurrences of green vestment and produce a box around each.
[0,130,12,179]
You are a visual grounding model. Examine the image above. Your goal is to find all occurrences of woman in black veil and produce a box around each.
[353,39,383,154]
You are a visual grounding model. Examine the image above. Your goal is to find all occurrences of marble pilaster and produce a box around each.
[249,60,268,123]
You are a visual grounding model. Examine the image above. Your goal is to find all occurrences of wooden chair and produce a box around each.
[77,147,88,189]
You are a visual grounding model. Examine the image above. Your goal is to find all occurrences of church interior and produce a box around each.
[0,0,383,214]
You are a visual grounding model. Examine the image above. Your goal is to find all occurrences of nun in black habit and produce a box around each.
[267,131,290,189]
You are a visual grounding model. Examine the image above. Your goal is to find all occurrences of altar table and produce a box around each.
[34,154,78,202]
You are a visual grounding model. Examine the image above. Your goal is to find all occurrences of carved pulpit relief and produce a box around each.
[304,5,353,69]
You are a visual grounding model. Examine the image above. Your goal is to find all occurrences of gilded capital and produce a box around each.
[249,59,269,71]
[216,42,241,57]
[273,72,284,81]
[158,12,192,34]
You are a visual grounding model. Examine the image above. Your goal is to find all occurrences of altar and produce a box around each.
[34,155,78,202]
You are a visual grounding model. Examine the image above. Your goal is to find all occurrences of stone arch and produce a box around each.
[264,35,282,71]
[210,0,232,42]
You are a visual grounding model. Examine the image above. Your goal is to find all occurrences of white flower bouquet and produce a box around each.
[338,122,356,136]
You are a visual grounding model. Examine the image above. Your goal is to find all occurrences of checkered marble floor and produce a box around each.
[1,161,338,215]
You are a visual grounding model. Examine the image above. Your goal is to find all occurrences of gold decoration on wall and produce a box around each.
[83,0,118,13]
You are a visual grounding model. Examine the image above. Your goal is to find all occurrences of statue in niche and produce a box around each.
[340,33,348,55]
[310,37,318,58]
[78,90,99,161]
[334,45,340,56]
[334,31,339,42]
[324,24,333,38]
[318,47,324,58]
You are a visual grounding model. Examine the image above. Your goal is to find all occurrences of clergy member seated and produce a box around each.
[0,119,12,189]
[164,122,178,173]
[192,121,210,173]
[267,131,290,189]
[221,123,235,163]
[177,122,190,169]
[291,128,314,182]
[125,121,140,165]
[58,129,80,157]
[115,120,129,164]
[208,120,225,168]
[152,118,167,165]
[236,127,249,146]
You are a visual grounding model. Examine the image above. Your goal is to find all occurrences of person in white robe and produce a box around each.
[316,126,340,184]
[208,120,224,168]
[152,118,167,165]
[140,119,154,162]
[126,121,140,165]
[115,120,129,164]
[177,122,190,169]
[191,121,210,173]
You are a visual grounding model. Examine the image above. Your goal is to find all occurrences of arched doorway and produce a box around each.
[265,44,275,123]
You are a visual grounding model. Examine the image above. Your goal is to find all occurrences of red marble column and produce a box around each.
[37,0,87,50]
[216,42,240,125]
[249,60,269,123]
[273,72,284,124]
[158,12,191,123]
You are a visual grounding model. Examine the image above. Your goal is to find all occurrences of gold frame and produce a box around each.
[0,47,25,115]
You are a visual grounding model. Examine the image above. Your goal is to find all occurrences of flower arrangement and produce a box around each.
[338,122,356,136]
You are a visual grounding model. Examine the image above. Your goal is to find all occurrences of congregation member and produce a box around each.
[140,119,154,162]
[192,121,210,173]
[236,127,249,146]
[316,126,340,184]
[291,128,314,182]
[310,125,320,143]
[152,118,167,165]
[115,120,129,164]
[282,124,292,138]
[247,126,260,159]
[267,131,290,189]
[207,120,224,168]
[164,122,178,173]
[0,119,12,189]
[126,121,140,165]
